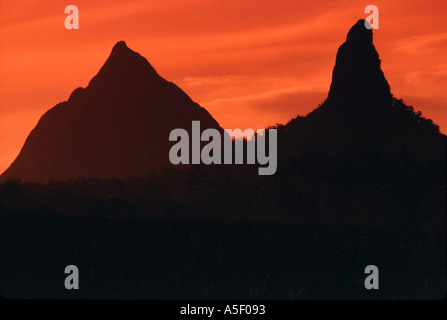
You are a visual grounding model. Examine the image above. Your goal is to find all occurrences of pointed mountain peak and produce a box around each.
[346,20,373,46]
[105,40,144,65]
[88,41,160,91]
[112,40,130,51]
[0,42,224,183]
[108,41,140,60]
[326,19,391,103]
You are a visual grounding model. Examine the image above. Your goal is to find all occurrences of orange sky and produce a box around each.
[1,0,446,174]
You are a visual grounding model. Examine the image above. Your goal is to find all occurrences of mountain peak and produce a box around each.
[327,19,391,102]
[112,40,129,51]
[108,41,138,59]
[279,19,444,163]
[346,20,373,46]
[0,42,224,183]
[88,41,160,91]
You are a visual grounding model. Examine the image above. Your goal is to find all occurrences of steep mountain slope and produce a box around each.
[277,20,445,162]
[1,41,224,183]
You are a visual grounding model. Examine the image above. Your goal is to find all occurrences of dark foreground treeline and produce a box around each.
[0,215,445,299]
[0,147,444,227]
[0,147,445,299]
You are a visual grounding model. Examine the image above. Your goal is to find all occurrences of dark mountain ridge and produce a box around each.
[1,20,445,184]
[1,41,224,183]
[276,20,445,162]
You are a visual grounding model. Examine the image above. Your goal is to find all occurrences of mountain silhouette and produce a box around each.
[1,41,224,183]
[1,20,445,301]
[1,21,445,184]
[277,20,445,161]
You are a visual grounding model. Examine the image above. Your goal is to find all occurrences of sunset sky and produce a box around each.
[0,0,446,174]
